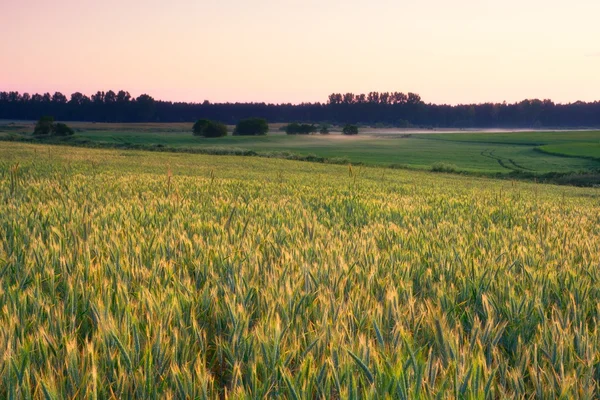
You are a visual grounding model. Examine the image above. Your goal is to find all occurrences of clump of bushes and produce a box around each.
[319,124,330,134]
[285,123,317,135]
[431,162,459,173]
[327,157,351,164]
[233,118,268,136]
[192,119,228,137]
[33,116,74,136]
[342,124,359,135]
[192,119,210,135]
[33,116,55,135]
[53,123,74,136]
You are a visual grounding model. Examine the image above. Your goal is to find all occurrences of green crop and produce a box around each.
[1,142,599,398]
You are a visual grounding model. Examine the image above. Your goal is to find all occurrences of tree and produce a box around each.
[193,119,227,137]
[380,92,390,104]
[8,92,21,102]
[92,91,105,104]
[319,124,330,134]
[53,122,74,136]
[52,92,67,104]
[135,94,156,121]
[342,124,359,135]
[285,123,316,134]
[342,93,355,104]
[407,92,422,104]
[367,92,379,104]
[33,116,74,136]
[285,122,301,134]
[104,90,117,104]
[234,118,268,136]
[328,93,342,105]
[202,121,228,138]
[69,92,88,105]
[33,116,55,135]
[193,119,211,135]
[116,90,131,103]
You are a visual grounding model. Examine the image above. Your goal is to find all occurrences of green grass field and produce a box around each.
[2,121,600,178]
[539,142,600,161]
[426,130,600,145]
[1,142,600,398]
[70,131,600,173]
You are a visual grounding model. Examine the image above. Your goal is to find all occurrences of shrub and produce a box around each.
[192,119,228,137]
[202,121,228,138]
[33,116,55,135]
[192,119,211,135]
[319,124,330,134]
[234,118,268,136]
[431,162,459,173]
[33,117,74,136]
[53,122,75,136]
[342,124,359,135]
[327,157,351,164]
[285,123,300,134]
[6,132,20,141]
[285,123,317,135]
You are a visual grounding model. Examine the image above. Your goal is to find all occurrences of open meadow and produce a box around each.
[1,142,600,398]
[2,121,599,180]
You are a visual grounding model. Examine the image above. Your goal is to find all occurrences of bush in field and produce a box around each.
[201,121,228,138]
[285,123,300,134]
[52,122,75,136]
[342,124,359,135]
[33,116,75,136]
[285,123,317,135]
[302,124,317,134]
[192,119,211,136]
[33,116,55,135]
[431,162,459,173]
[193,119,227,137]
[234,118,268,136]
[319,124,330,134]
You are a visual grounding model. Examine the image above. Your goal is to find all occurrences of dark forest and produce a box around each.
[1,90,599,128]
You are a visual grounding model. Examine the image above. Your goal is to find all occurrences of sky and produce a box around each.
[1,0,599,105]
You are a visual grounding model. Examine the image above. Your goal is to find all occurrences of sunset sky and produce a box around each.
[2,0,599,105]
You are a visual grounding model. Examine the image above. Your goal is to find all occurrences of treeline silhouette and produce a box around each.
[1,90,599,128]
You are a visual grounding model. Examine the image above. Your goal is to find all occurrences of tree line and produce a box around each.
[1,90,599,128]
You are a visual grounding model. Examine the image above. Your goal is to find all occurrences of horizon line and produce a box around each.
[2,88,599,107]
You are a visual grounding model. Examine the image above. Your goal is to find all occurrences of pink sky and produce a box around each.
[2,0,599,105]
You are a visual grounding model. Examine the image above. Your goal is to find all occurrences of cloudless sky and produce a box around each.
[1,0,599,104]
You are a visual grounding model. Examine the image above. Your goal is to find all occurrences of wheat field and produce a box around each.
[1,142,599,398]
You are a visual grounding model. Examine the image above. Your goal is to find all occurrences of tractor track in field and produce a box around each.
[508,159,535,171]
[480,149,534,172]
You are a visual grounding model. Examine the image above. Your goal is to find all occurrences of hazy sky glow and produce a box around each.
[2,0,599,104]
